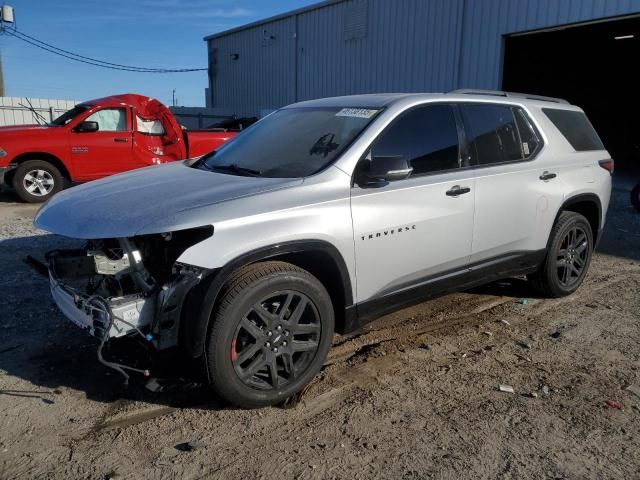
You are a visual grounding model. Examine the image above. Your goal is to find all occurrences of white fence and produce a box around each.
[0,97,236,130]
[0,97,77,126]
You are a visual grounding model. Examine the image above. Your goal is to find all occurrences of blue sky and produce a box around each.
[0,0,318,106]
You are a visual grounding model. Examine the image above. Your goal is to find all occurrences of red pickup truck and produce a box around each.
[0,94,238,202]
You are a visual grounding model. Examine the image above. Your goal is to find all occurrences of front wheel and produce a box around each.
[528,211,594,297]
[13,160,63,203]
[206,261,334,408]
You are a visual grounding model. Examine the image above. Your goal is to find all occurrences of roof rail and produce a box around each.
[448,89,569,104]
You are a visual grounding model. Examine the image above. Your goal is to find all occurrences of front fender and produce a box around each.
[180,239,353,358]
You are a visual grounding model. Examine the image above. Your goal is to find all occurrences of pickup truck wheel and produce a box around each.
[528,211,593,298]
[206,261,334,408]
[13,160,63,203]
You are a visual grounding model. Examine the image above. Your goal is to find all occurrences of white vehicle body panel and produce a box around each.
[35,91,613,333]
[351,169,476,303]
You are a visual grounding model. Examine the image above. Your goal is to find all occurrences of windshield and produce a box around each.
[51,105,90,126]
[199,107,381,178]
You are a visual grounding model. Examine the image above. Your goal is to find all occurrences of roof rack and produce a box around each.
[448,89,569,104]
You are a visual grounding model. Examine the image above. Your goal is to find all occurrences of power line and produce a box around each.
[10,28,207,72]
[1,28,207,73]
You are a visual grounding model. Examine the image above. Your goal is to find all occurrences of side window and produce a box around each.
[371,104,460,176]
[136,116,166,135]
[461,104,522,165]
[84,108,127,132]
[514,107,541,158]
[542,108,605,151]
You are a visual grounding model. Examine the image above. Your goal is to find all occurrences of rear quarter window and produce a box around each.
[543,108,605,151]
[460,104,523,165]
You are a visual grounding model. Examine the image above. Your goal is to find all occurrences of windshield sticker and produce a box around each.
[336,108,379,119]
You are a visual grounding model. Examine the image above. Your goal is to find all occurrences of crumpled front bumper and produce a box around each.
[49,271,102,336]
[47,251,156,340]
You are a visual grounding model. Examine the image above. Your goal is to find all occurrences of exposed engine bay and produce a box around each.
[45,227,212,381]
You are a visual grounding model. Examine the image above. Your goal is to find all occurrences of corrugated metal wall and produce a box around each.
[458,0,640,88]
[295,0,464,100]
[207,0,640,116]
[208,16,297,116]
[0,97,77,126]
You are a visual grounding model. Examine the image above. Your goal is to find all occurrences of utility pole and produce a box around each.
[0,53,4,97]
[172,88,176,107]
[0,5,16,97]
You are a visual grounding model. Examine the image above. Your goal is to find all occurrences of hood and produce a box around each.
[34,162,302,239]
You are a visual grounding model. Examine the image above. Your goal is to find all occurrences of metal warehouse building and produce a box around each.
[205,0,640,171]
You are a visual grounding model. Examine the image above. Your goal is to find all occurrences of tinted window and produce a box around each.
[462,104,522,165]
[200,107,380,178]
[371,104,460,175]
[543,108,605,151]
[514,108,542,158]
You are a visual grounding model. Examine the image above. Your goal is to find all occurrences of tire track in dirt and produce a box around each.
[303,262,639,410]
[86,259,639,435]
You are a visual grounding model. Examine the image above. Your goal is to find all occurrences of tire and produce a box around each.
[206,261,334,408]
[631,183,640,212]
[528,211,594,298]
[13,160,63,203]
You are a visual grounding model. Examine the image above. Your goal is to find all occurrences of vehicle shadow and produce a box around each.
[467,277,542,299]
[0,233,228,411]
[0,189,19,203]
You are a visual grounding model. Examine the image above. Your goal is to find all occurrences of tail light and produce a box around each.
[598,159,614,174]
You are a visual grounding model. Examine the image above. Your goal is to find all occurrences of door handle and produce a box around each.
[539,171,556,181]
[446,185,471,196]
[114,138,129,143]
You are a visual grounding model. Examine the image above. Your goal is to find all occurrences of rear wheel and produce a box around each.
[206,261,334,408]
[528,211,593,297]
[13,160,63,203]
[631,183,640,212]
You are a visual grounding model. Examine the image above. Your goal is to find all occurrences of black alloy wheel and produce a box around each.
[528,211,593,298]
[231,290,322,390]
[206,261,334,408]
[555,225,590,289]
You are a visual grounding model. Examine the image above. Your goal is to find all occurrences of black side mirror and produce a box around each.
[74,121,99,133]
[357,155,413,187]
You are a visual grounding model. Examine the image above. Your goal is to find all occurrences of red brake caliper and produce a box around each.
[231,338,238,362]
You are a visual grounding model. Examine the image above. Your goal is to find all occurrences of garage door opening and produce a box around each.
[503,16,640,176]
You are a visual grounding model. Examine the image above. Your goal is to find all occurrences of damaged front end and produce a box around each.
[46,226,212,381]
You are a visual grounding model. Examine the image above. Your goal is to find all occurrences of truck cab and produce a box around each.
[0,93,236,202]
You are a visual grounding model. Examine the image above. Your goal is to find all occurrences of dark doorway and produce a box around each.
[503,17,640,175]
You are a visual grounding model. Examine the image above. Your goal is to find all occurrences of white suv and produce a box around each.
[35,90,613,408]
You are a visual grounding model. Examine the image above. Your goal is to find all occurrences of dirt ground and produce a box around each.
[1,181,639,480]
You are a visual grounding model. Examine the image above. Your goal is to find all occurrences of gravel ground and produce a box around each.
[0,181,639,479]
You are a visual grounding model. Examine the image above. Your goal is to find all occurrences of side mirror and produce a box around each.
[357,155,413,187]
[74,121,99,133]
